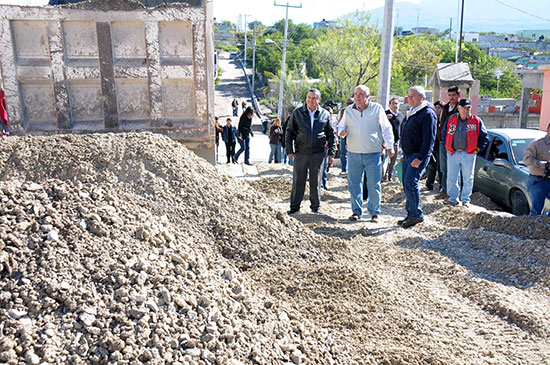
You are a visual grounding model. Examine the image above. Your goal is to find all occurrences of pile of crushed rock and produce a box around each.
[1,132,550,364]
[0,133,351,364]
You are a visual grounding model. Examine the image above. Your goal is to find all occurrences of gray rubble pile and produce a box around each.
[0,134,351,364]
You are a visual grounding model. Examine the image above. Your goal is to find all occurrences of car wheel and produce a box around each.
[511,190,529,216]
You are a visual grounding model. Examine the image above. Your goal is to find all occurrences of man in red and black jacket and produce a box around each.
[442,98,488,207]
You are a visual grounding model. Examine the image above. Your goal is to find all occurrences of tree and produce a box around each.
[312,11,381,102]
[391,35,443,95]
[271,69,312,120]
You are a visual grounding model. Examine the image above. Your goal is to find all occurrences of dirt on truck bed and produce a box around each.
[0,133,549,364]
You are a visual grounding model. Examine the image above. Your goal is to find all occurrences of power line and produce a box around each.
[493,0,550,23]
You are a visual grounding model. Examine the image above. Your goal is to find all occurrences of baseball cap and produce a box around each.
[458,99,471,107]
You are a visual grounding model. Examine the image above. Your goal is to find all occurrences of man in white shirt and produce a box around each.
[338,85,394,222]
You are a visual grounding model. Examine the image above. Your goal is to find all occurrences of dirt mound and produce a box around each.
[0,134,351,364]
[1,133,550,364]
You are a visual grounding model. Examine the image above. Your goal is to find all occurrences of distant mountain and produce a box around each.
[340,0,550,34]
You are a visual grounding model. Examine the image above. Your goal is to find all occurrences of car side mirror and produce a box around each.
[493,158,511,169]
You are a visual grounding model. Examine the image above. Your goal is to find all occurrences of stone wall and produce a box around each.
[478,113,541,129]
[0,0,216,163]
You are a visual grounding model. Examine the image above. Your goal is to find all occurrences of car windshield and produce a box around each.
[510,138,534,165]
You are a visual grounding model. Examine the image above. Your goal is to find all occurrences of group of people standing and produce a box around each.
[215,105,255,165]
[284,84,494,227]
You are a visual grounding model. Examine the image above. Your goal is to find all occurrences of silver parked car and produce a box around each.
[474,128,549,215]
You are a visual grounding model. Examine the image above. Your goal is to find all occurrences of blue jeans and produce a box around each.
[339,137,348,172]
[234,136,250,164]
[402,153,430,219]
[269,143,280,163]
[439,142,447,194]
[447,151,476,203]
[321,155,330,189]
[280,143,287,163]
[347,152,382,216]
[527,175,550,215]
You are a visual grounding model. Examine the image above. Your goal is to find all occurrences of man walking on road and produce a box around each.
[286,88,335,214]
[443,98,488,207]
[231,99,239,116]
[338,85,394,223]
[222,118,238,163]
[235,106,254,165]
[398,86,437,228]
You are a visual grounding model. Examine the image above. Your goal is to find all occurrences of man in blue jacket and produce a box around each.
[222,118,238,163]
[286,88,335,214]
[399,86,437,228]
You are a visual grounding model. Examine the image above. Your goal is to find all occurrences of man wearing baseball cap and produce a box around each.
[442,98,489,207]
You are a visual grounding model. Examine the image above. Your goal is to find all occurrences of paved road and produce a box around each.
[214,52,277,176]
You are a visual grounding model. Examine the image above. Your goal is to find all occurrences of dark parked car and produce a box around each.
[474,128,549,215]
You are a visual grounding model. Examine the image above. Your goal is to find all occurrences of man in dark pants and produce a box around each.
[286,88,335,214]
[222,118,238,163]
[423,100,443,190]
[384,97,404,181]
[399,86,437,228]
[436,86,461,199]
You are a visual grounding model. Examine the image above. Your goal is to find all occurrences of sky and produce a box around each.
[0,0,420,25]
[1,0,548,33]
[212,0,419,26]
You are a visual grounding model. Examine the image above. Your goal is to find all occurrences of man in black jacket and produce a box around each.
[286,88,335,214]
[383,97,404,181]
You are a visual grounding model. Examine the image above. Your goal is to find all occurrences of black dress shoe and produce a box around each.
[397,217,409,226]
[287,209,300,215]
[401,217,424,228]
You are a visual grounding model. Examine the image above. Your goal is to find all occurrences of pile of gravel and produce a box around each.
[0,133,351,364]
[2,133,550,364]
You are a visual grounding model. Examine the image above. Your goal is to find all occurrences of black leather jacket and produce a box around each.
[285,105,335,156]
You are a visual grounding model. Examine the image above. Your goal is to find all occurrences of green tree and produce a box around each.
[313,11,381,102]
[270,69,312,120]
[391,34,443,95]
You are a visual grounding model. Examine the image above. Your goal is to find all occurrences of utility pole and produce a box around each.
[243,14,250,65]
[415,9,419,35]
[274,1,302,120]
[395,8,399,36]
[449,17,452,40]
[252,24,257,94]
[377,0,396,110]
[458,0,465,62]
[455,0,460,62]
